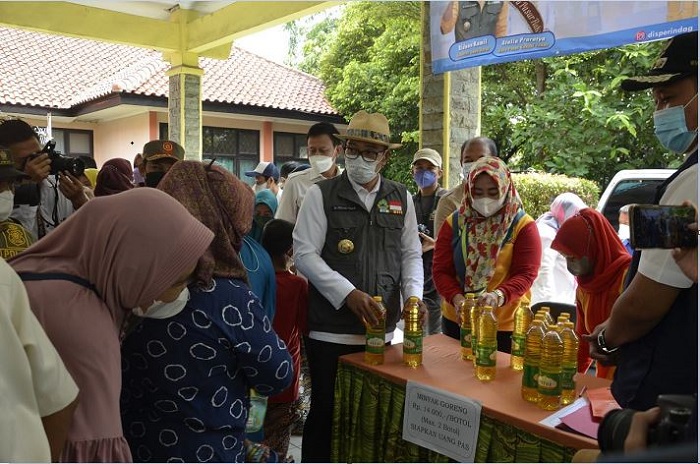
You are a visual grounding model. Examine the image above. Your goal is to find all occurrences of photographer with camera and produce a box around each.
[0,119,89,238]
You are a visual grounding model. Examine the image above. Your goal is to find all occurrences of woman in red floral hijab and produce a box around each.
[433,156,541,352]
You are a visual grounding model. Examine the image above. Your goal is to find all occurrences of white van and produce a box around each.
[596,169,674,230]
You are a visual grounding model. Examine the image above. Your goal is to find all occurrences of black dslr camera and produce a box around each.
[598,394,696,453]
[40,140,85,177]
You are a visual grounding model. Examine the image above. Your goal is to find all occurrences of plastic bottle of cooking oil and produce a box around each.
[560,321,579,405]
[538,307,554,326]
[470,301,484,367]
[510,300,533,370]
[460,293,477,361]
[403,296,422,368]
[475,305,498,381]
[538,324,564,410]
[364,296,386,365]
[521,315,546,402]
[557,313,569,334]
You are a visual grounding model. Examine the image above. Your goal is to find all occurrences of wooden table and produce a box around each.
[332,334,610,462]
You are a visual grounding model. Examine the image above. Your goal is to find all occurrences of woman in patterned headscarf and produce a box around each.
[433,156,541,352]
[121,161,293,463]
[530,192,588,305]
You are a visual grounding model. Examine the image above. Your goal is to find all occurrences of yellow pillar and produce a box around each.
[165,57,204,160]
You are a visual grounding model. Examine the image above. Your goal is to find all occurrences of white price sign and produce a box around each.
[402,381,482,462]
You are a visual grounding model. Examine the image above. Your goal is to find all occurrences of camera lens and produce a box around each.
[598,408,637,453]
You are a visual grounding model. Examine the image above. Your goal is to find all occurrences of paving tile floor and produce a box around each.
[289,434,302,462]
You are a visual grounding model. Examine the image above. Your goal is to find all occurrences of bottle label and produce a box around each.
[460,328,472,349]
[522,364,539,389]
[561,366,576,390]
[403,332,423,355]
[365,331,385,355]
[537,370,562,396]
[511,333,526,357]
[475,345,496,367]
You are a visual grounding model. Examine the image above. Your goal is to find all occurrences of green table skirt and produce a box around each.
[332,363,577,463]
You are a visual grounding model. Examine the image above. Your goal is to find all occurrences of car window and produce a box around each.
[602,179,666,229]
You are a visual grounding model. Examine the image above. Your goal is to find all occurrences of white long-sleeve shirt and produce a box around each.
[276,167,340,224]
[0,259,79,461]
[293,175,424,345]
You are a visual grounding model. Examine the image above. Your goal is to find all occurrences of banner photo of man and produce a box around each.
[430,1,698,73]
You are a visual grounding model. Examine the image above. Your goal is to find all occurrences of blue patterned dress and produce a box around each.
[121,278,293,462]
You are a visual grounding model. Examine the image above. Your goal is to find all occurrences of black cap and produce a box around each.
[621,31,698,91]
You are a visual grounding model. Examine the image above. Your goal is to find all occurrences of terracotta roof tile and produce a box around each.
[0,26,338,115]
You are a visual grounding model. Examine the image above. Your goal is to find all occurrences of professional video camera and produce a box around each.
[39,140,85,178]
[598,394,696,453]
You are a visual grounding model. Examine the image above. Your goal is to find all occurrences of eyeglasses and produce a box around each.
[345,146,385,162]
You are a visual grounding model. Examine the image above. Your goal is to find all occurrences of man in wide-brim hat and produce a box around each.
[293,110,425,463]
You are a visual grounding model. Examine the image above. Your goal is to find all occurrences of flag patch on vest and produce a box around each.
[377,199,389,214]
[389,200,403,215]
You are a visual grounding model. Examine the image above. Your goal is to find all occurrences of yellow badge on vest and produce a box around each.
[338,239,355,254]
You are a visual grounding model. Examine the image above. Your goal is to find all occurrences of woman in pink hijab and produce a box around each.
[9,188,214,462]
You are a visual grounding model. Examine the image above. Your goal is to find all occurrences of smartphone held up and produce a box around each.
[629,204,697,250]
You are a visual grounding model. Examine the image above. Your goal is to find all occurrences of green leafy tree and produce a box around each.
[298,5,679,190]
[299,2,422,188]
[482,41,680,188]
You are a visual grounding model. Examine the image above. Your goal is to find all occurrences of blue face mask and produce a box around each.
[653,94,698,154]
[413,169,437,189]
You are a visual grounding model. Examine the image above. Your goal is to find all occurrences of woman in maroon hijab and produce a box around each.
[94,158,135,197]
[10,188,214,462]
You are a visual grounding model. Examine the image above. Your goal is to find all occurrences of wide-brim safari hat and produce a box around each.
[337,110,402,149]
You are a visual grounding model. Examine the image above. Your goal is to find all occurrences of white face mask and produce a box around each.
[253,183,267,193]
[0,190,13,221]
[461,162,474,181]
[472,197,504,217]
[133,287,190,319]
[618,224,630,241]
[309,155,334,174]
[345,157,380,185]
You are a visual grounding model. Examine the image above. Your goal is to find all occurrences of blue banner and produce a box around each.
[430,1,698,73]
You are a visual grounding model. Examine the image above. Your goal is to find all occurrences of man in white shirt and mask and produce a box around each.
[294,110,424,463]
[276,122,343,224]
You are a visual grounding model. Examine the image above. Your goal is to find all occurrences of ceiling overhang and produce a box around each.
[0,1,336,59]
